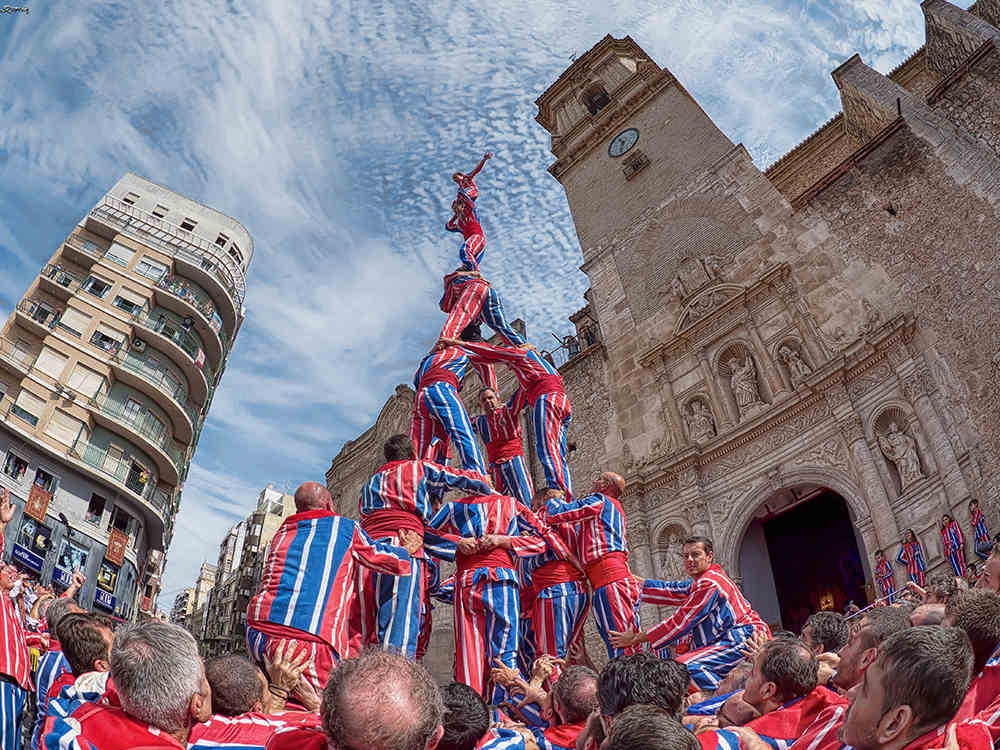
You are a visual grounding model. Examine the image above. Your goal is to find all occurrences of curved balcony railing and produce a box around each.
[133,311,216,385]
[71,439,157,501]
[155,275,231,353]
[113,349,201,428]
[89,390,186,476]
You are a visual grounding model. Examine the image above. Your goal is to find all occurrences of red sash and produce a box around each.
[526,374,564,405]
[361,510,424,539]
[456,547,514,574]
[533,560,585,591]
[543,722,586,750]
[486,436,524,465]
[418,366,460,392]
[586,552,630,589]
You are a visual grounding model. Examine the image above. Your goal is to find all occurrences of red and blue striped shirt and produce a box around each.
[972,508,991,544]
[542,492,628,566]
[942,520,966,555]
[414,346,497,393]
[0,536,31,691]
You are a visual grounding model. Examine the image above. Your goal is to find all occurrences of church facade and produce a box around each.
[327,0,1000,675]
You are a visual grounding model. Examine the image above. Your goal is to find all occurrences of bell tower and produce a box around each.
[535,36,736,260]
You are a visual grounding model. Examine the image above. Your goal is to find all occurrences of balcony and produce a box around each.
[69,438,168,548]
[132,311,215,406]
[86,197,244,333]
[0,337,36,377]
[15,299,59,337]
[153,275,230,367]
[541,326,602,369]
[87,389,186,484]
[39,265,82,299]
[62,234,106,266]
[110,349,198,443]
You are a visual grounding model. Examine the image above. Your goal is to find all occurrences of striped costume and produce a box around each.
[416,558,454,660]
[447,187,486,272]
[941,520,967,577]
[520,522,588,683]
[246,509,412,693]
[543,492,641,659]
[0,537,32,750]
[897,540,927,587]
[426,494,568,702]
[532,722,587,750]
[643,563,769,690]
[439,274,528,348]
[471,395,534,506]
[874,558,895,603]
[411,346,496,474]
[359,458,491,659]
[460,341,573,498]
[972,507,993,560]
[32,643,70,750]
[787,705,848,750]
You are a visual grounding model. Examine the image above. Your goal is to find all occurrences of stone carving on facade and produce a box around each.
[846,361,894,400]
[877,422,925,492]
[789,438,854,480]
[671,277,686,302]
[702,254,724,280]
[684,398,717,443]
[859,299,882,338]
[778,344,813,386]
[727,355,767,419]
[838,416,866,445]
[657,526,688,580]
[686,290,733,324]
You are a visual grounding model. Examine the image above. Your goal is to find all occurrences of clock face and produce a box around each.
[608,128,639,158]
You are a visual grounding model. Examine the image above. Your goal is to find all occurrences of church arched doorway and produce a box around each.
[738,484,868,635]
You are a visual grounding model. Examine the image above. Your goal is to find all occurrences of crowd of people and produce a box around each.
[0,155,996,750]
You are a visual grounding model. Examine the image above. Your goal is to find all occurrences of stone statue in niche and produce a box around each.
[779,345,813,385]
[702,254,723,280]
[877,421,925,492]
[685,400,716,443]
[671,277,686,302]
[728,355,765,418]
[658,531,687,579]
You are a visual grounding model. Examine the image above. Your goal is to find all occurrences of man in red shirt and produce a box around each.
[0,490,31,750]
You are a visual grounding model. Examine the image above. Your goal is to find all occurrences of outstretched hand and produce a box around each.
[398,529,424,556]
[608,627,646,649]
[0,491,14,526]
[740,629,770,661]
[266,639,310,693]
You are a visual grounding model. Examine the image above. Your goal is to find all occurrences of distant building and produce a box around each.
[170,586,195,626]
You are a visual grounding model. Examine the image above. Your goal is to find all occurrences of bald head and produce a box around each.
[294,482,333,513]
[596,472,626,498]
[910,603,947,626]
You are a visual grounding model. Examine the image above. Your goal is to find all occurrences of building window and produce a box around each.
[113,295,143,316]
[582,84,611,116]
[214,233,229,247]
[11,390,44,427]
[89,328,124,355]
[152,204,169,219]
[180,218,197,232]
[122,192,140,205]
[33,467,57,493]
[105,244,136,268]
[82,276,112,299]
[2,452,28,481]
[85,493,106,525]
[109,506,133,536]
[57,307,91,338]
[134,257,168,281]
[228,243,243,264]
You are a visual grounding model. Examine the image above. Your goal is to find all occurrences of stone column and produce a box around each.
[698,350,735,427]
[651,355,687,448]
[745,317,788,398]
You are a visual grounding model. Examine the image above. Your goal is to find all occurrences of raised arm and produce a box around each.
[543,493,604,525]
[896,546,907,566]
[467,152,491,179]
[516,504,573,561]
[641,577,695,606]
[350,527,413,577]
[455,340,525,366]
[472,360,498,391]
[646,580,722,651]
[422,460,493,497]
[507,387,526,419]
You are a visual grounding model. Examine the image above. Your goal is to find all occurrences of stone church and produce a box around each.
[327,0,1000,678]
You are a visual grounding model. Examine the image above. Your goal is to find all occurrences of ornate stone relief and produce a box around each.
[789,437,855,480]
[778,343,813,387]
[656,525,689,580]
[722,352,767,420]
[683,396,717,443]
[877,422,925,492]
[846,361,894,400]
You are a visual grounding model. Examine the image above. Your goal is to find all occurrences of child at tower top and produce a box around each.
[447,152,492,272]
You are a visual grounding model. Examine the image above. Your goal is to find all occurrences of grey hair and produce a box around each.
[46,597,80,640]
[110,622,204,732]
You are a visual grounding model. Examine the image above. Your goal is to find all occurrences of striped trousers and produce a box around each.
[877,577,895,604]
[946,550,968,577]
[440,278,526,347]
[245,625,338,696]
[0,681,25,750]
[459,233,486,271]
[412,382,486,474]
[677,625,761,691]
[907,568,926,587]
[454,571,520,704]
[532,391,573,498]
[591,577,642,660]
[357,554,426,661]
[491,454,534,507]
[531,582,589,683]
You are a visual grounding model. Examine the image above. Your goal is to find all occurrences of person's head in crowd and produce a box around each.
[384,434,417,463]
[909,603,946,627]
[742,637,818,715]
[592,472,625,499]
[839,626,973,750]
[323,650,444,750]
[531,487,563,512]
[833,607,912,692]
[605,705,699,750]
[0,563,18,592]
[681,536,715,579]
[924,574,960,604]
[597,653,689,720]
[891,599,918,614]
[205,655,265,716]
[903,528,916,544]
[801,612,849,654]
[479,388,501,414]
[438,682,488,750]
[46,596,83,641]
[943,588,1000,674]
[714,660,752,695]
[293,482,334,513]
[979,545,1000,593]
[874,549,885,563]
[111,622,212,740]
[551,666,599,725]
[58,613,114,676]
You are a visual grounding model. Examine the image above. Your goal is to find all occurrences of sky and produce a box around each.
[0,0,952,609]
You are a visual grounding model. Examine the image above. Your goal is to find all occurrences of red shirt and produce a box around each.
[0,537,31,690]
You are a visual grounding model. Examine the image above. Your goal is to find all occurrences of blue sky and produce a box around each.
[0,0,948,608]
